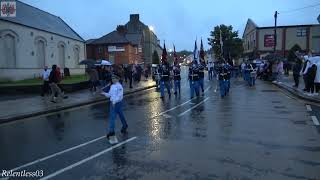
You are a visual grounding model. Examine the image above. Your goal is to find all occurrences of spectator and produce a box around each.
[292,58,302,88]
[41,66,51,97]
[49,65,63,103]
[305,63,317,96]
[86,68,99,93]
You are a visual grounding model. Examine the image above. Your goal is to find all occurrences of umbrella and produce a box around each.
[96,59,112,66]
[79,59,96,66]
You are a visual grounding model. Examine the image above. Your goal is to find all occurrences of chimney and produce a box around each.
[130,14,139,22]
[116,25,127,35]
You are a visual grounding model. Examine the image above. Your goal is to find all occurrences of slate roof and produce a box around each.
[125,33,142,45]
[0,1,84,42]
[88,31,142,46]
[89,31,129,45]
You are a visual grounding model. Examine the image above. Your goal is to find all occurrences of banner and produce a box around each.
[264,35,275,47]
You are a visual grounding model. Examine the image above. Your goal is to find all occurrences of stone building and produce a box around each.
[86,14,162,65]
[243,18,320,58]
[86,26,143,64]
[0,1,85,81]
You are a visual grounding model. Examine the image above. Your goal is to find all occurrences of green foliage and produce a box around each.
[207,24,243,60]
[152,50,160,64]
[0,74,88,86]
[287,44,302,62]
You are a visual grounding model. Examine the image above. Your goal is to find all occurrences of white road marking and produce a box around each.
[306,105,312,111]
[162,113,172,118]
[178,97,210,117]
[9,136,106,172]
[40,137,137,180]
[311,116,320,126]
[154,86,211,118]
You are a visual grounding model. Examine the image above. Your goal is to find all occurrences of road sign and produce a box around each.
[318,14,320,23]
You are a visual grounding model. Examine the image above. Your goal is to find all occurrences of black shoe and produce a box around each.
[190,96,194,99]
[174,92,177,95]
[50,100,57,103]
[106,132,115,139]
[121,126,128,134]
[130,86,133,89]
[63,96,68,99]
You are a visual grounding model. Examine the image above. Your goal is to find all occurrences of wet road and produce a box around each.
[1,73,320,180]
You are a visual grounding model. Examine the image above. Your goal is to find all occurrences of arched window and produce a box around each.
[57,42,66,68]
[0,30,18,68]
[73,45,80,68]
[35,36,47,68]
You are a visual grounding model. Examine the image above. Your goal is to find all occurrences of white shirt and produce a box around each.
[207,63,214,69]
[101,82,123,104]
[42,69,51,81]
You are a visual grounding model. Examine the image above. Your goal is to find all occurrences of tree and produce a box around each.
[207,24,243,60]
[287,44,302,62]
[152,50,160,64]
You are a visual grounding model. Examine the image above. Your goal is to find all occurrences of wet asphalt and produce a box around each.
[1,70,320,180]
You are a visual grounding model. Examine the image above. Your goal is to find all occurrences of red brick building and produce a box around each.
[86,27,143,65]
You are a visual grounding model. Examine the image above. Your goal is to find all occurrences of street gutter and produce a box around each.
[0,85,156,124]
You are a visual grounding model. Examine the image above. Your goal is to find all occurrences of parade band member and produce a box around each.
[159,62,171,98]
[198,60,206,94]
[101,74,128,140]
[248,62,256,86]
[207,61,214,80]
[225,62,232,92]
[189,60,200,98]
[173,62,181,95]
[218,62,229,98]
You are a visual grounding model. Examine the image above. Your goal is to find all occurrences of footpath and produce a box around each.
[272,74,320,104]
[0,80,156,123]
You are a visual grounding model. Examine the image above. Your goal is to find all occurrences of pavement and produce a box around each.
[272,74,320,103]
[1,69,320,179]
[0,79,156,123]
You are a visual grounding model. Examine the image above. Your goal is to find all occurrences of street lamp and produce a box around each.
[149,26,154,32]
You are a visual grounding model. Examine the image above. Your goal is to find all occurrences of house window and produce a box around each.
[135,47,138,54]
[98,47,102,54]
[297,29,307,37]
[1,34,16,68]
[36,40,46,68]
[74,46,80,68]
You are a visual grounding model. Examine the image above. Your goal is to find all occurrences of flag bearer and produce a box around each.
[160,62,171,98]
[189,60,200,98]
[198,59,206,95]
[173,61,181,95]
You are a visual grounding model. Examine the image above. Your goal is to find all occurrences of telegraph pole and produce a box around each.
[274,11,278,53]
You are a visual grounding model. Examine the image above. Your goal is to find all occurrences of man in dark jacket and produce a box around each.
[49,64,62,103]
[306,64,317,95]
[292,58,302,88]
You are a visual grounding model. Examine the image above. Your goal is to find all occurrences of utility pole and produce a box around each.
[274,11,278,53]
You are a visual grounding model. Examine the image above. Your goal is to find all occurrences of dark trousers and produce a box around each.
[293,74,300,87]
[306,78,315,93]
[129,76,133,88]
[303,75,307,90]
[315,83,320,93]
[41,81,50,96]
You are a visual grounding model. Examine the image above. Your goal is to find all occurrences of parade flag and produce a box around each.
[200,38,205,61]
[193,39,198,61]
[161,41,167,63]
[173,44,178,64]
[220,29,223,55]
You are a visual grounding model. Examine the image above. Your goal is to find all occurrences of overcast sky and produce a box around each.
[23,0,320,51]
